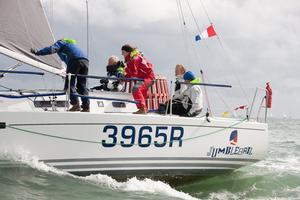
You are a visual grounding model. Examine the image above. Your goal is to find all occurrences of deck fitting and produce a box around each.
[0,122,6,129]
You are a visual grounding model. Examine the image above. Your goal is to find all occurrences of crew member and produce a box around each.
[92,56,125,91]
[121,44,155,114]
[31,38,90,112]
[170,71,203,117]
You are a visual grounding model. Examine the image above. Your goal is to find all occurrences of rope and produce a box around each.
[6,118,247,146]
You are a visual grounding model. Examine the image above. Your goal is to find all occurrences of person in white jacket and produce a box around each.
[172,71,203,117]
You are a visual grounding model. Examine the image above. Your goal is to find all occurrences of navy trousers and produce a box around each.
[64,58,89,109]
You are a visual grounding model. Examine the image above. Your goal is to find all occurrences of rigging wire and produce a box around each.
[86,0,89,59]
[177,0,186,26]
[175,0,250,113]
[199,0,212,24]
[197,0,251,105]
[0,63,23,79]
[200,70,212,115]
[186,0,202,34]
[176,0,193,67]
[201,71,231,111]
[176,0,207,68]
[185,0,210,58]
[214,33,251,105]
[0,85,13,91]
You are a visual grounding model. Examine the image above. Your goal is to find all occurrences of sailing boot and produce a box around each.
[68,103,81,112]
[133,107,147,114]
[81,108,90,112]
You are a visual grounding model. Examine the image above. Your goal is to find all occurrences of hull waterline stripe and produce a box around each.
[68,168,233,176]
[41,157,260,163]
[53,163,243,170]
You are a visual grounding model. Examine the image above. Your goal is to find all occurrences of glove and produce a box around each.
[112,81,120,88]
[100,79,109,84]
[118,61,125,68]
[30,48,38,55]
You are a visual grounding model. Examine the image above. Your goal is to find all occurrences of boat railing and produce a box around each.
[65,73,169,112]
[248,87,270,122]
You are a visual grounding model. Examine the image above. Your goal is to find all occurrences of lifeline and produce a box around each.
[207,146,253,158]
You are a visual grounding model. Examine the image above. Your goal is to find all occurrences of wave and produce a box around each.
[0,149,199,200]
[84,174,199,200]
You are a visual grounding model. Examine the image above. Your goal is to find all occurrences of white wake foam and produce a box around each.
[4,149,199,200]
[254,155,300,174]
[84,174,199,200]
[1,148,72,177]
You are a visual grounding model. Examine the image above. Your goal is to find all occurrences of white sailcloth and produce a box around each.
[0,0,65,76]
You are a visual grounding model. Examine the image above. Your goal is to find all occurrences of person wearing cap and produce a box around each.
[168,71,203,117]
[31,38,90,112]
[121,44,155,114]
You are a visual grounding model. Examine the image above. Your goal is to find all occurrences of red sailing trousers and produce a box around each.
[132,78,153,110]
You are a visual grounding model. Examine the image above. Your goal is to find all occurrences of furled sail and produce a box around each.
[0,0,65,76]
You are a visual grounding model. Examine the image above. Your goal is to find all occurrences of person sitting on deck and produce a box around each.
[161,71,203,117]
[174,64,188,99]
[92,56,125,91]
[159,64,187,114]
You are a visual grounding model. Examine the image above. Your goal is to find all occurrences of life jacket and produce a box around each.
[125,49,154,80]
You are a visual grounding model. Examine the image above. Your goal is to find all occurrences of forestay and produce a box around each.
[0,0,65,76]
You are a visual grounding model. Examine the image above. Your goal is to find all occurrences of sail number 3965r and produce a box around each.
[101,125,184,148]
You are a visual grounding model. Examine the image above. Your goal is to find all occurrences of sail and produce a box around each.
[0,0,65,76]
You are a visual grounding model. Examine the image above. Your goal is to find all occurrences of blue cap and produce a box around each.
[183,71,195,81]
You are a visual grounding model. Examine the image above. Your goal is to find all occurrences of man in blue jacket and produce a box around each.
[31,38,90,112]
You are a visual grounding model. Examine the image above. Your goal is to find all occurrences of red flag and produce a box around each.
[207,25,217,37]
[195,24,217,41]
[234,105,248,110]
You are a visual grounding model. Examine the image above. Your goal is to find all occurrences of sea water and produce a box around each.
[0,118,299,200]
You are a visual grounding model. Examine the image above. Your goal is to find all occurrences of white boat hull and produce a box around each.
[0,111,268,177]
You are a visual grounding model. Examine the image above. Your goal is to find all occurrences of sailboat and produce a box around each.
[0,0,268,181]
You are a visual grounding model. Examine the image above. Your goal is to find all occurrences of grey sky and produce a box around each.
[2,0,300,118]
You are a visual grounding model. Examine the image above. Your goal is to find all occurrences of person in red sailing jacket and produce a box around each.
[121,44,155,114]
